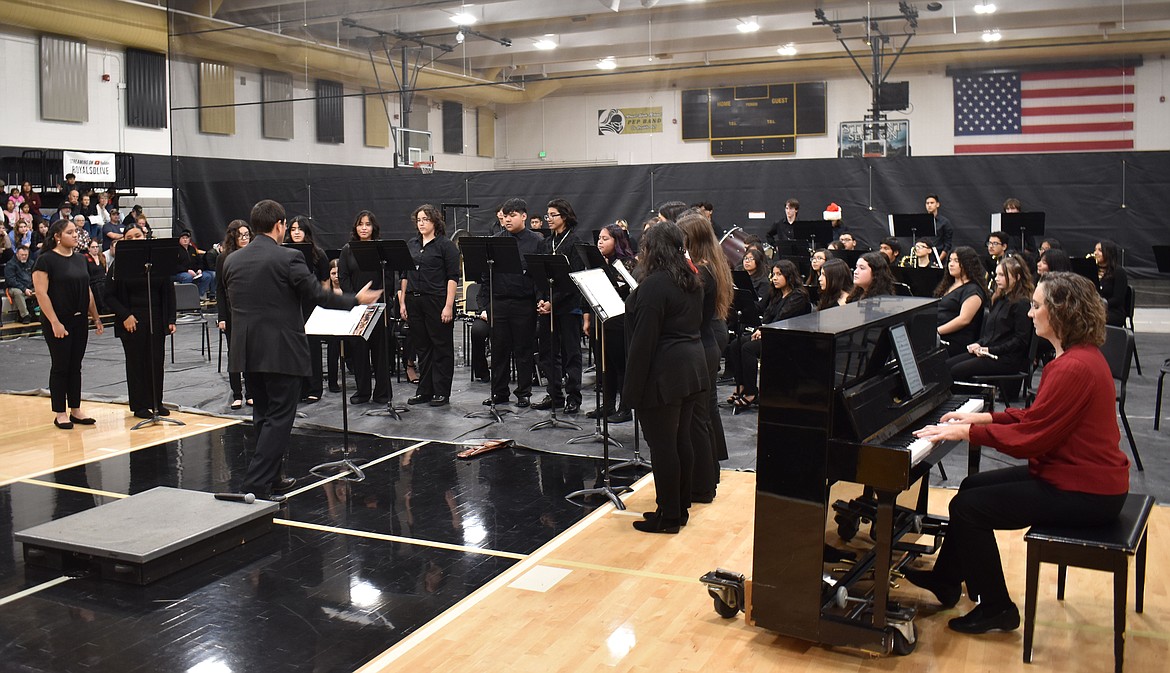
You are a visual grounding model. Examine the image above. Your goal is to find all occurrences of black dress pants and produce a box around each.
[933,465,1127,610]
[407,293,455,398]
[120,328,165,412]
[470,318,490,381]
[43,313,89,413]
[303,336,325,398]
[350,319,389,400]
[537,311,583,405]
[489,297,536,401]
[241,371,301,496]
[638,389,704,519]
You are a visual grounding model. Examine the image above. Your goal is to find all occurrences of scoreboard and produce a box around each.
[682,82,827,156]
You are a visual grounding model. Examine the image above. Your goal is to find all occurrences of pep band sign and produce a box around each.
[62,151,117,182]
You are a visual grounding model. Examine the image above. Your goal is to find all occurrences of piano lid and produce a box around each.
[762,296,936,335]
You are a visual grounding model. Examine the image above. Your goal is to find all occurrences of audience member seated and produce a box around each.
[173,229,215,298]
[4,245,37,323]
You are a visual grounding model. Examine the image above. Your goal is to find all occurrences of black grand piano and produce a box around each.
[703,296,994,655]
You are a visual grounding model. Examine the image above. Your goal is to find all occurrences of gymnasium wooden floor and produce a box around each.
[1,394,1166,672]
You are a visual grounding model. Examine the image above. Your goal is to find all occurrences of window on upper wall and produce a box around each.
[126,49,167,129]
[317,79,344,144]
[263,71,294,140]
[41,35,88,123]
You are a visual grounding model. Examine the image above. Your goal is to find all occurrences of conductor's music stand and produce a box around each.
[114,238,186,430]
[459,235,524,423]
[307,304,384,482]
[349,239,414,420]
[999,212,1045,253]
[565,268,632,510]
[525,253,581,432]
[792,220,834,253]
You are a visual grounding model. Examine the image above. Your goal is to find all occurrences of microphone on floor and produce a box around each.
[214,492,256,504]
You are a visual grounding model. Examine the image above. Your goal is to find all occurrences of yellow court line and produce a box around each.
[541,557,699,584]
[17,478,128,499]
[284,440,432,497]
[275,518,526,560]
[357,471,652,672]
[0,576,75,607]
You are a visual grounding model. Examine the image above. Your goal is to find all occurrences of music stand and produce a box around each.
[1069,256,1099,282]
[525,253,582,432]
[459,235,524,423]
[888,213,935,242]
[283,242,314,266]
[998,212,1045,253]
[831,248,862,269]
[440,202,478,235]
[565,268,632,509]
[349,239,414,419]
[115,238,186,430]
[307,304,384,482]
[567,244,624,448]
[792,220,833,252]
[895,266,945,298]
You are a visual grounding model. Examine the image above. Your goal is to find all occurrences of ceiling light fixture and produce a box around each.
[597,57,617,70]
[981,28,1002,42]
[737,17,760,33]
[451,4,477,26]
[973,2,997,14]
[777,43,798,56]
[456,30,465,43]
[534,35,557,50]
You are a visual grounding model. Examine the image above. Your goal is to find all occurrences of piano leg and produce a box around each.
[968,441,983,476]
[872,489,897,629]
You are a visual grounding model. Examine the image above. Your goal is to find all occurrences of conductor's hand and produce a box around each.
[356,281,384,305]
[51,320,68,339]
[123,315,138,332]
[536,300,551,315]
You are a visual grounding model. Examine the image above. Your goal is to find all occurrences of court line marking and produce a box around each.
[17,479,128,499]
[0,576,75,607]
[540,558,698,584]
[356,470,655,673]
[275,519,525,560]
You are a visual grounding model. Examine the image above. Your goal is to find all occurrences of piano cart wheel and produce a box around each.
[712,593,740,619]
[835,513,859,541]
[888,621,917,656]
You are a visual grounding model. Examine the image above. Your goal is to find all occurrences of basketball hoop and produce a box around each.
[412,160,435,174]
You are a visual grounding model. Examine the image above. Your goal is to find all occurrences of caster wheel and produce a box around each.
[835,514,859,542]
[713,594,739,619]
[889,622,917,656]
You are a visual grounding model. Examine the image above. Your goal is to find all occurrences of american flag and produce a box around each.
[953,66,1134,154]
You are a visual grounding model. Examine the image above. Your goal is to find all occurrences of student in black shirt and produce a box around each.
[533,198,586,414]
[401,204,460,407]
[32,219,105,429]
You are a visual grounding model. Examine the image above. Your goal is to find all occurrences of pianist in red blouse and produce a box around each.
[906,271,1130,635]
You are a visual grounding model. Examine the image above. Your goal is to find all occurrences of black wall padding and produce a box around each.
[126,49,167,129]
[166,151,1170,276]
[442,101,463,155]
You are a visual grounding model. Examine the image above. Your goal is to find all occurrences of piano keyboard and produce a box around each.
[902,397,986,464]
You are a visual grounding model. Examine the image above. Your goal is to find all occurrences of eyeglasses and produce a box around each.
[545,213,562,220]
[986,240,1005,247]
[914,243,930,249]
[238,233,251,240]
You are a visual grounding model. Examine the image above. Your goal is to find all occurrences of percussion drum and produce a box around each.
[719,226,751,268]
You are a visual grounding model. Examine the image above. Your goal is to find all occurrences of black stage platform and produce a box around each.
[0,425,647,673]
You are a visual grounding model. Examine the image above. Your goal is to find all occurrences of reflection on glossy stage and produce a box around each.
[0,424,645,673]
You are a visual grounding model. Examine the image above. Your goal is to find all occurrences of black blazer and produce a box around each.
[981,297,1033,368]
[222,234,357,376]
[622,271,706,409]
[1097,267,1128,327]
[104,259,177,338]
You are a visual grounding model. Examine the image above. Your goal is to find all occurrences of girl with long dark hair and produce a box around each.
[816,258,853,311]
[338,210,390,404]
[217,220,252,409]
[947,255,1035,387]
[1093,239,1128,327]
[847,251,897,302]
[588,223,637,422]
[727,260,811,408]
[934,246,986,357]
[287,216,330,402]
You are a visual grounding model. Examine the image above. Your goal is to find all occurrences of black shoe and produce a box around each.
[532,396,560,411]
[256,492,287,503]
[514,396,531,408]
[21,314,32,324]
[157,407,171,416]
[54,418,74,430]
[585,406,610,419]
[902,568,962,609]
[429,395,449,407]
[133,409,152,419]
[69,415,97,425]
[351,394,370,404]
[372,394,389,404]
[564,401,581,414]
[691,490,715,504]
[483,397,508,406]
[407,394,430,405]
[302,396,319,405]
[607,409,633,423]
[328,383,341,393]
[272,477,297,493]
[823,544,857,563]
[642,510,689,526]
[948,603,1020,634]
[633,515,681,534]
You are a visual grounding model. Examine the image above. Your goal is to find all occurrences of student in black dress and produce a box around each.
[533,198,586,414]
[677,211,733,502]
[105,226,177,418]
[286,216,330,402]
[1037,248,1071,276]
[1093,239,1128,327]
[846,251,897,302]
[727,260,811,407]
[338,210,390,404]
[586,223,636,423]
[947,255,1035,387]
[623,221,707,534]
[32,219,105,429]
[216,220,252,409]
[401,204,460,407]
[934,246,986,357]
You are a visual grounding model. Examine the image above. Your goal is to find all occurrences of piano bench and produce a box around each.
[1022,493,1154,673]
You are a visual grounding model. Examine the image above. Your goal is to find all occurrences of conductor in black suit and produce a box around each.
[222,200,383,500]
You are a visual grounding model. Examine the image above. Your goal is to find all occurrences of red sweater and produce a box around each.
[969,343,1130,495]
